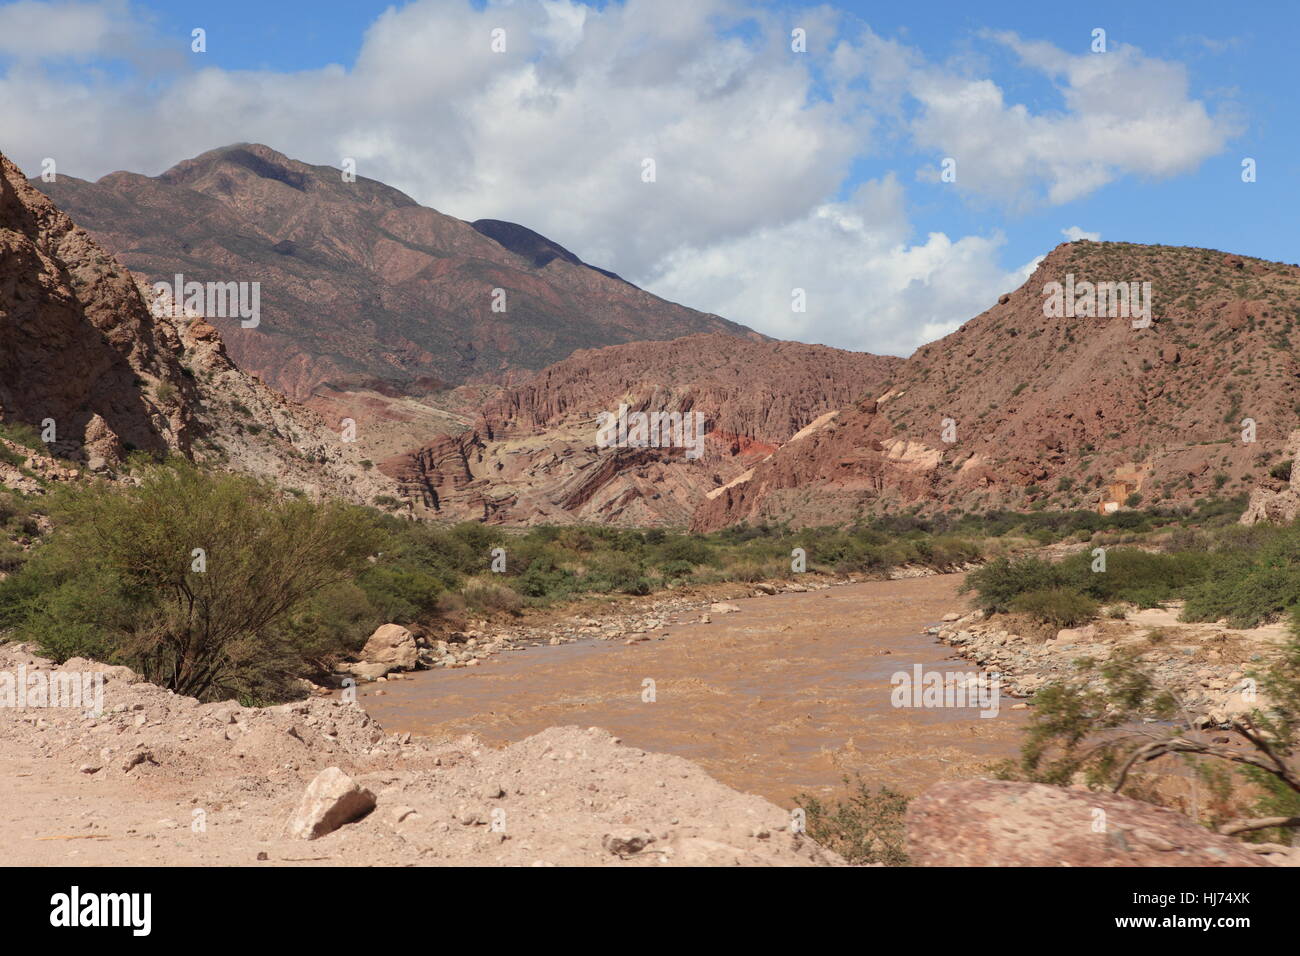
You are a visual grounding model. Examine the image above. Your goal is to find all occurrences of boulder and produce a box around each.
[359,623,419,671]
[602,829,655,856]
[288,767,376,840]
[1053,626,1096,645]
[61,657,140,683]
[341,661,395,681]
[709,602,741,614]
[906,779,1266,867]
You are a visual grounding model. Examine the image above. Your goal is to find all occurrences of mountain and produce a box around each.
[692,241,1300,530]
[381,334,901,526]
[34,144,761,407]
[0,148,397,505]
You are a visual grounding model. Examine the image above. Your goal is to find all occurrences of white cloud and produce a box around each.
[1061,226,1101,242]
[0,0,119,58]
[647,175,1037,356]
[897,32,1237,208]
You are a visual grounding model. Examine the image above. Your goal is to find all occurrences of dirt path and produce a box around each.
[362,573,1027,804]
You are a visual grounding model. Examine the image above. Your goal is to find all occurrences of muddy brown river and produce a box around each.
[360,573,1027,805]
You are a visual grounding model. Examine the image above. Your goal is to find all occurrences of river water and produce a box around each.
[360,573,1028,804]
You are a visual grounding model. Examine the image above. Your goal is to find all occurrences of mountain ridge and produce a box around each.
[33,143,762,405]
[692,240,1300,529]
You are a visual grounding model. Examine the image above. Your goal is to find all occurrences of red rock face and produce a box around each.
[0,151,196,466]
[34,144,762,403]
[906,779,1267,866]
[0,148,400,505]
[692,241,1300,529]
[381,334,901,526]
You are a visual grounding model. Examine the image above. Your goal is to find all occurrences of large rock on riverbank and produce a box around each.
[906,780,1283,866]
[359,623,419,670]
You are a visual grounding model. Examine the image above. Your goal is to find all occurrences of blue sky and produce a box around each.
[1,0,1294,355]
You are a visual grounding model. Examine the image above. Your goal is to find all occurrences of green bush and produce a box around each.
[1057,548,1215,605]
[794,777,910,865]
[1009,588,1099,628]
[1,460,383,702]
[657,559,696,581]
[463,579,523,614]
[1182,563,1300,628]
[581,552,650,595]
[0,421,45,451]
[959,557,1062,613]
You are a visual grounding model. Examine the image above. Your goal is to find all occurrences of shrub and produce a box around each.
[1182,563,1300,628]
[0,421,45,451]
[959,557,1062,613]
[463,579,523,614]
[794,777,910,865]
[2,460,383,702]
[582,553,650,595]
[657,559,696,581]
[1009,588,1099,628]
[1009,628,1300,842]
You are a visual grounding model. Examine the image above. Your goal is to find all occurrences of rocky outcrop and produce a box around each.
[156,292,400,507]
[1241,429,1300,524]
[383,335,900,526]
[0,151,196,467]
[906,779,1277,866]
[0,147,399,506]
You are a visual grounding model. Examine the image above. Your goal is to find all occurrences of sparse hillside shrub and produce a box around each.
[795,776,911,865]
[463,579,524,614]
[1009,627,1300,843]
[0,421,45,451]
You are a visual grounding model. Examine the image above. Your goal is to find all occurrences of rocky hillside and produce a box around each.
[693,241,1300,530]
[0,147,396,507]
[148,279,399,506]
[36,144,761,408]
[379,334,900,526]
[0,151,197,470]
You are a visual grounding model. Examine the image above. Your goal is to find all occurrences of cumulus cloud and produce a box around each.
[1061,226,1101,242]
[900,31,1237,208]
[0,1,1235,357]
[648,175,1037,356]
[0,0,122,58]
